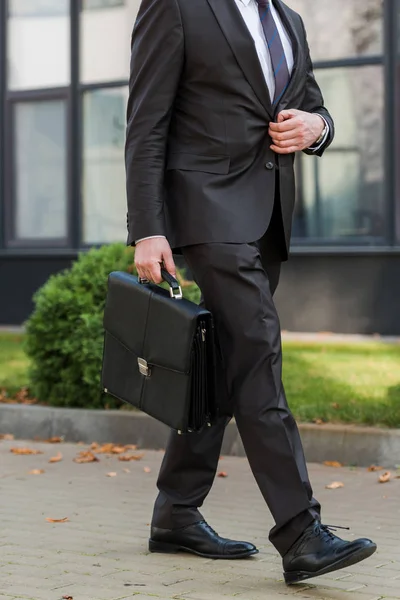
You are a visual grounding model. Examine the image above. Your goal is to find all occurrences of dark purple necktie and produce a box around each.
[255,0,290,105]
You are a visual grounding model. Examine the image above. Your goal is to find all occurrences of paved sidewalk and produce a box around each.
[1,440,399,600]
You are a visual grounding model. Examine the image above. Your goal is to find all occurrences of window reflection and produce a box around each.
[14,101,67,240]
[82,88,128,244]
[80,0,140,84]
[293,66,385,242]
[7,0,70,90]
[286,0,383,61]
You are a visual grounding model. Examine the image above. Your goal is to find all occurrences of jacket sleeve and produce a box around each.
[125,0,184,245]
[298,16,335,157]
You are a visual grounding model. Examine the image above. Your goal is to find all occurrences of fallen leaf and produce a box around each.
[73,451,99,464]
[62,595,73,600]
[28,469,45,475]
[367,465,384,472]
[0,433,15,441]
[313,418,324,425]
[106,472,117,477]
[49,452,63,463]
[10,447,43,455]
[378,471,391,483]
[323,461,343,468]
[118,453,144,462]
[331,403,340,410]
[124,444,138,450]
[218,471,228,478]
[45,436,63,443]
[46,517,69,523]
[325,481,344,489]
[123,468,131,473]
[95,443,127,454]
[143,467,151,473]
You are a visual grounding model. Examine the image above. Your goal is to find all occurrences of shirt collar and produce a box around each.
[237,0,252,6]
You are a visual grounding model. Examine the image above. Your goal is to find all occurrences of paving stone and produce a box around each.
[1,440,400,599]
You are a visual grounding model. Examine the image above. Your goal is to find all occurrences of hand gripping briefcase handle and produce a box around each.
[139,267,183,299]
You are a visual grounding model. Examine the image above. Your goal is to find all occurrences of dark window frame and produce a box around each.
[4,89,72,248]
[291,1,399,249]
[0,0,6,250]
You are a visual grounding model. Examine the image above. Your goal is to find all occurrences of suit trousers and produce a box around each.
[151,200,321,556]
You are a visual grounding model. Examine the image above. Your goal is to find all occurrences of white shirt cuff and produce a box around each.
[135,235,166,244]
[308,116,329,151]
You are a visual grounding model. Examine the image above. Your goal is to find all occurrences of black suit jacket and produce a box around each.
[125,0,334,254]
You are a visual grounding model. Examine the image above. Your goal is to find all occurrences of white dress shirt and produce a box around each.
[234,0,294,101]
[136,0,328,243]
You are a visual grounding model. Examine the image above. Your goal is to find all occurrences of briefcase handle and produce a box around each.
[138,268,183,300]
[161,268,183,299]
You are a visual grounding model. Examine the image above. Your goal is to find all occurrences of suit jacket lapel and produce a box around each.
[206,0,273,118]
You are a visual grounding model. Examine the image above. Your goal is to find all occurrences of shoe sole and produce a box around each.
[149,539,259,559]
[284,543,377,585]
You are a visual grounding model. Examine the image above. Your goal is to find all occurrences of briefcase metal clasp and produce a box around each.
[138,357,151,377]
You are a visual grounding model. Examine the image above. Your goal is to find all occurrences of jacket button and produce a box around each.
[265,161,274,170]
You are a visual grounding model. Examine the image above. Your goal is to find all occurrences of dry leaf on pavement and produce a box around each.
[62,595,73,600]
[45,436,63,443]
[325,481,344,489]
[378,471,391,483]
[123,468,130,473]
[124,444,138,450]
[218,471,228,478]
[10,447,43,455]
[0,433,14,441]
[323,461,343,468]
[73,451,99,464]
[143,467,151,473]
[313,418,324,425]
[118,453,144,462]
[368,465,384,472]
[49,452,63,463]
[106,472,117,477]
[28,469,45,475]
[95,443,126,454]
[46,517,69,523]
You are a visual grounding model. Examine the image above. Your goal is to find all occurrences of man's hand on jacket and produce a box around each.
[269,109,325,154]
[135,237,176,284]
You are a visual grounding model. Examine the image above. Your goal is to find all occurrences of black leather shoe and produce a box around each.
[149,520,258,559]
[283,521,377,585]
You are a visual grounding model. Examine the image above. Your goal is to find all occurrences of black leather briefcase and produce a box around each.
[101,269,217,433]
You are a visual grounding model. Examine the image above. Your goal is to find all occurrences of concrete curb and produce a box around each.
[1,404,400,467]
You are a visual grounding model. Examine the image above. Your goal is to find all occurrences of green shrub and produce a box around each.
[25,243,200,409]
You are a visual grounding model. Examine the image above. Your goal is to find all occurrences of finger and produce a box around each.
[162,249,177,278]
[148,262,162,284]
[137,268,149,282]
[277,109,300,122]
[269,117,301,133]
[269,127,301,142]
[270,144,299,154]
[270,137,300,148]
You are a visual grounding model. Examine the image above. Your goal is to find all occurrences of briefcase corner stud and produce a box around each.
[138,357,151,377]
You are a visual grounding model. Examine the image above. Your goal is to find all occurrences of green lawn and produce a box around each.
[1,333,400,427]
[0,333,30,396]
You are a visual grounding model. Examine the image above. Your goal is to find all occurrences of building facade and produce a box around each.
[0,0,399,332]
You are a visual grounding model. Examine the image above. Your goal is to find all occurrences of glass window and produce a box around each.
[292,66,385,243]
[82,87,128,244]
[396,0,400,242]
[14,101,68,241]
[286,0,383,61]
[80,0,140,84]
[83,0,125,9]
[7,0,70,90]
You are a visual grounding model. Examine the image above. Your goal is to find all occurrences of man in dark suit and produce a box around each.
[125,0,376,585]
